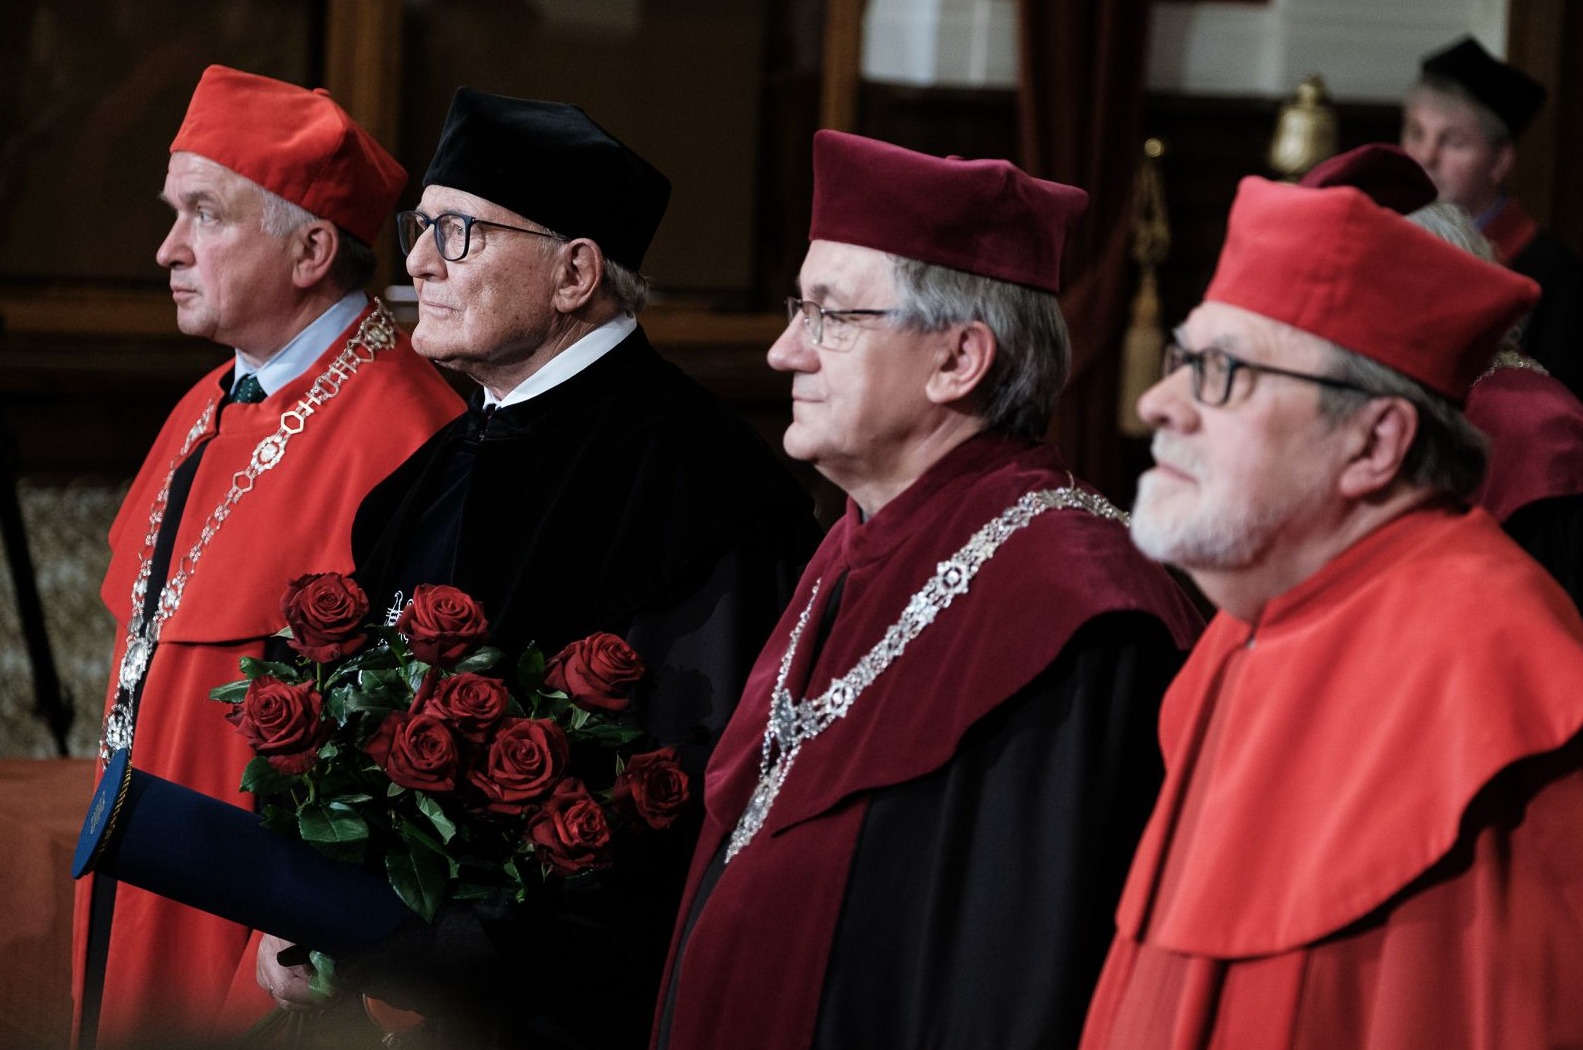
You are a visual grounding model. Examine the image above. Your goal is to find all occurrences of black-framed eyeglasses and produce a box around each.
[397,210,564,262]
[1162,342,1376,407]
[786,296,896,348]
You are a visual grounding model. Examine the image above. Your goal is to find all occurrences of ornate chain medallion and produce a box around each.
[725,484,1128,862]
[101,302,399,761]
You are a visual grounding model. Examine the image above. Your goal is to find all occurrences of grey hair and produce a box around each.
[1410,77,1512,145]
[887,256,1070,439]
[1315,341,1489,500]
[256,184,376,292]
[1405,201,1498,262]
[530,225,652,314]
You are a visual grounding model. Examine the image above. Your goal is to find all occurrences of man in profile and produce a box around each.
[262,89,820,1049]
[655,130,1201,1050]
[74,65,461,1049]
[1080,170,1583,1048]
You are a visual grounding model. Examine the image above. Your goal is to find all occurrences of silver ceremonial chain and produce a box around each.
[724,484,1128,862]
[100,302,399,761]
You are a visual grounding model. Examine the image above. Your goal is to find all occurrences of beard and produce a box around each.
[1130,435,1327,571]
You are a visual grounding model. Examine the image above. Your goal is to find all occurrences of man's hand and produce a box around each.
[256,933,336,1012]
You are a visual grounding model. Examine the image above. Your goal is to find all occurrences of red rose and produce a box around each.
[611,748,691,830]
[364,712,460,792]
[396,584,489,667]
[467,718,569,815]
[226,675,327,775]
[544,633,644,713]
[525,779,613,875]
[281,572,370,662]
[419,673,510,745]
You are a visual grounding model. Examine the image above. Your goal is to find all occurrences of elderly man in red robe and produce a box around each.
[653,131,1202,1050]
[1079,173,1583,1048]
[72,66,462,1049]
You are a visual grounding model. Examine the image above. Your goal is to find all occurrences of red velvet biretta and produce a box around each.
[809,130,1088,293]
[170,65,406,246]
[1205,177,1539,403]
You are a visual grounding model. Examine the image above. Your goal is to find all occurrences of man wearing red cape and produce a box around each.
[72,66,462,1049]
[1080,170,1583,1048]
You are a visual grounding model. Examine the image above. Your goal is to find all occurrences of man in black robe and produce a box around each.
[259,89,820,1049]
[654,131,1202,1050]
[1401,36,1583,395]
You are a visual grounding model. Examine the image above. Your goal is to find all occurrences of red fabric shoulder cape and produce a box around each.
[1114,506,1583,958]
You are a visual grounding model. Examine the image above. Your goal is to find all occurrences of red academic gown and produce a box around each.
[72,305,463,1048]
[1080,505,1583,1050]
[657,434,1202,1050]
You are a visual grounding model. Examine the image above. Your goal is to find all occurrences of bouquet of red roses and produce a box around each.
[209,572,690,925]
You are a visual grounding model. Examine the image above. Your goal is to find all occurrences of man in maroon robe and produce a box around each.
[1080,173,1583,1048]
[653,131,1202,1050]
[72,66,463,1049]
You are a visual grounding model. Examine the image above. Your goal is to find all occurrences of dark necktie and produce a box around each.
[232,373,266,403]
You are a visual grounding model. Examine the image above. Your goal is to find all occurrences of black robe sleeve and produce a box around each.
[811,611,1182,1050]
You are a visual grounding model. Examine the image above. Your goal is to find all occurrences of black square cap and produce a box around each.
[1420,36,1547,139]
[423,88,671,272]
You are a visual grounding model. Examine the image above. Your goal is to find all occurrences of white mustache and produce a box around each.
[1148,434,1199,479]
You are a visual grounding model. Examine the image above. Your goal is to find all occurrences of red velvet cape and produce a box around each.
[659,434,1201,1049]
[72,308,462,1048]
[1082,506,1583,1049]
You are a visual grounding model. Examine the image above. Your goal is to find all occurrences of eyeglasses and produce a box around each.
[396,210,564,262]
[1162,342,1376,407]
[786,296,896,347]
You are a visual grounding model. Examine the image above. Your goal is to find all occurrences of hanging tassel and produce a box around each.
[1118,138,1171,437]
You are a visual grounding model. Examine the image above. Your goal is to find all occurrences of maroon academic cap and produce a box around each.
[808,130,1088,293]
[1298,144,1436,215]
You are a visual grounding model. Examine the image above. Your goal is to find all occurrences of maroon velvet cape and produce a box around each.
[1081,506,1583,1050]
[658,433,1201,1049]
[1466,365,1583,522]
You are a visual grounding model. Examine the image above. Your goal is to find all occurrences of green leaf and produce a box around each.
[517,646,547,694]
[577,722,646,747]
[454,646,504,674]
[239,656,303,681]
[415,793,458,844]
[208,679,251,705]
[240,756,298,796]
[386,831,450,922]
[307,951,338,1001]
[567,706,594,731]
[298,801,370,845]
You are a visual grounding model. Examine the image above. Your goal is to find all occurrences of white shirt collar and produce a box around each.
[485,314,637,409]
[232,291,369,397]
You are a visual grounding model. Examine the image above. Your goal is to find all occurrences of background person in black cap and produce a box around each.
[257,88,820,1049]
[1401,35,1583,395]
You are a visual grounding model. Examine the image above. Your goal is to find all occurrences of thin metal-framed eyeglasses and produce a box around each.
[397,210,564,262]
[786,296,896,347]
[1162,342,1377,407]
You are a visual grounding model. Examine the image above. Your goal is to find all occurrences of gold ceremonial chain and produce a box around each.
[724,485,1128,862]
[101,302,399,761]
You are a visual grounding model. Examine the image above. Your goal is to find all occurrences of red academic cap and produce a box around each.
[809,130,1088,293]
[1205,177,1539,403]
[1298,144,1436,215]
[170,65,406,246]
